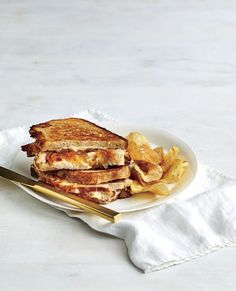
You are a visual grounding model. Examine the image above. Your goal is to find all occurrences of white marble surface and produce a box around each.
[0,0,236,290]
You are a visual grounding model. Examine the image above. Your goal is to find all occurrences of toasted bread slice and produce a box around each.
[28,118,127,151]
[34,169,131,204]
[34,165,131,185]
[32,149,129,171]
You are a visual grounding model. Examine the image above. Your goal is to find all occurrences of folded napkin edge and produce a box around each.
[144,236,236,273]
[202,163,236,183]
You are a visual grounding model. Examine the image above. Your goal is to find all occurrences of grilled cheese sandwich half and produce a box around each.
[34,167,132,204]
[22,118,132,204]
[27,118,127,152]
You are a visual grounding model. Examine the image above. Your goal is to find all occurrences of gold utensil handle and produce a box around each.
[0,166,121,223]
[29,183,121,223]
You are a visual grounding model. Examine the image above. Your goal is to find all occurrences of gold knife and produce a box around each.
[0,166,121,223]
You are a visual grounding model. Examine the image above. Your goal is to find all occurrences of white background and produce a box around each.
[0,0,236,290]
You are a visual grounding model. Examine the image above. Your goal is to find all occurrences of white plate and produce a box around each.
[12,122,198,213]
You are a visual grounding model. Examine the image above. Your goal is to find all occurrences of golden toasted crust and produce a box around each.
[33,169,131,204]
[31,165,132,204]
[29,118,127,151]
[41,166,131,184]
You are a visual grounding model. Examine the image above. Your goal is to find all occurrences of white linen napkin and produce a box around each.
[1,110,236,273]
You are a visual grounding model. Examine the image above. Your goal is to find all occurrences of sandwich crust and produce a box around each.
[34,165,131,185]
[34,169,131,204]
[21,143,40,157]
[29,118,127,151]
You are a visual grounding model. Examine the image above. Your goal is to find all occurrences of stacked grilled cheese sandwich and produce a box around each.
[22,118,132,204]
